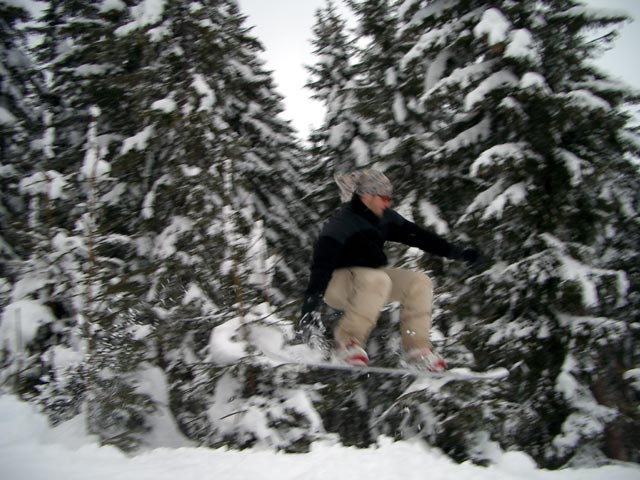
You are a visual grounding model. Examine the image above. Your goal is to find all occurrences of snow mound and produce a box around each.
[2,395,640,480]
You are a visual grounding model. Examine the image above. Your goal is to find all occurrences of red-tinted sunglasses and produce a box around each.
[378,195,391,202]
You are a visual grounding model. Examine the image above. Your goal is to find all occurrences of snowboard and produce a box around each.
[260,343,508,381]
[276,359,508,380]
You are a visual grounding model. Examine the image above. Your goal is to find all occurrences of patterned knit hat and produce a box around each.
[334,169,393,203]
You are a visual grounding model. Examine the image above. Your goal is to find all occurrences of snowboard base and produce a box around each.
[280,360,508,380]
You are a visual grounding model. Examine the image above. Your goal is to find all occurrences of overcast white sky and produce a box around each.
[239,0,640,138]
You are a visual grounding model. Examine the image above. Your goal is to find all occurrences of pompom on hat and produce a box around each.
[334,169,393,203]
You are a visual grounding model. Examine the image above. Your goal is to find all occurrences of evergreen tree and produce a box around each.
[307,1,361,177]
[3,1,159,450]
[113,0,315,448]
[305,0,639,466]
[0,0,62,401]
[0,0,42,298]
[345,0,402,171]
[7,0,316,451]
[380,0,640,466]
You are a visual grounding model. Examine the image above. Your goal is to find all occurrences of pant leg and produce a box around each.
[383,268,434,352]
[324,267,392,347]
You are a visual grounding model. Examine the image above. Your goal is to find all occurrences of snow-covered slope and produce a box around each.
[1,395,639,480]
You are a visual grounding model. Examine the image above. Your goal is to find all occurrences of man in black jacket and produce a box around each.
[299,169,478,372]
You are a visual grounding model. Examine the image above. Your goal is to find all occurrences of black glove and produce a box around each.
[296,293,326,347]
[451,246,480,265]
[301,293,322,316]
[460,247,480,265]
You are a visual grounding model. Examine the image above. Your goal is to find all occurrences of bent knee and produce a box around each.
[409,271,432,294]
[357,269,392,296]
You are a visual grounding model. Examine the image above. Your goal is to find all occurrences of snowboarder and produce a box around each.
[298,169,479,372]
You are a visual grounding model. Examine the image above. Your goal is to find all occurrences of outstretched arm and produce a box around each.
[388,211,478,262]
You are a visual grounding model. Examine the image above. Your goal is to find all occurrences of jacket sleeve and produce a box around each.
[305,235,344,297]
[388,211,459,259]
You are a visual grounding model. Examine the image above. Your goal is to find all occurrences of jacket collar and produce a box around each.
[350,195,380,224]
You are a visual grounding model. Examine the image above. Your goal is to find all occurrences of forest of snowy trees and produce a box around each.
[1,0,639,469]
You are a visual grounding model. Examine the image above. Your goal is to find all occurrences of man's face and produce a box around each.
[361,194,391,217]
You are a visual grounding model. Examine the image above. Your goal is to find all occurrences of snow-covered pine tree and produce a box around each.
[125,0,319,450]
[0,0,75,402]
[30,0,317,451]
[119,0,312,313]
[0,0,43,304]
[307,0,363,182]
[1,1,168,450]
[342,0,402,173]
[379,0,640,467]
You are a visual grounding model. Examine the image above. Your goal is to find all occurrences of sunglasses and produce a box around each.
[378,195,391,202]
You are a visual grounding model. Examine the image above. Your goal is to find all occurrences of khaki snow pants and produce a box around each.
[323,267,434,352]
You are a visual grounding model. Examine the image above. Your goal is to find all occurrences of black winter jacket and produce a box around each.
[305,196,460,297]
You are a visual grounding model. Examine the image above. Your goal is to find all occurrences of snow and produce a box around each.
[562,6,629,23]
[557,149,591,187]
[3,0,639,476]
[505,29,539,64]
[460,179,506,223]
[444,116,491,152]
[542,234,630,308]
[379,137,401,156]
[474,181,526,221]
[205,317,247,364]
[351,136,370,166]
[328,121,348,147]
[393,92,407,123]
[229,59,266,82]
[424,49,450,92]
[152,215,194,259]
[115,0,167,37]
[151,98,177,113]
[142,174,172,219]
[2,394,640,480]
[19,170,68,199]
[480,182,527,220]
[0,106,17,125]
[180,164,202,177]
[134,364,194,448]
[48,344,84,375]
[470,142,527,177]
[419,201,449,235]
[82,110,111,181]
[400,29,443,70]
[73,64,110,77]
[192,73,216,111]
[398,0,458,35]
[553,355,618,458]
[623,369,640,392]
[560,90,611,112]
[557,314,629,341]
[464,70,518,111]
[385,67,397,87]
[121,125,155,154]
[398,0,421,20]
[520,72,549,91]
[99,0,126,13]
[0,0,44,11]
[486,318,535,346]
[474,8,511,46]
[9,274,48,303]
[0,300,55,354]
